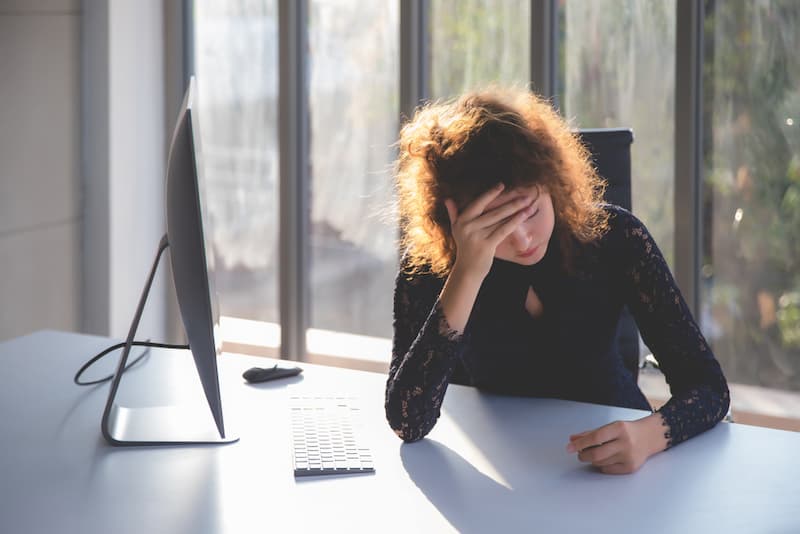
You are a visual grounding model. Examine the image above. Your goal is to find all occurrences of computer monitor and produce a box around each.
[100,77,237,446]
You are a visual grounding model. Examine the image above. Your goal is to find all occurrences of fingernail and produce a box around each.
[566,443,576,453]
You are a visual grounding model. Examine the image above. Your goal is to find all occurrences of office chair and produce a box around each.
[576,130,734,421]
[576,128,641,381]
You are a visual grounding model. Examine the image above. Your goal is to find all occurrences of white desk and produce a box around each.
[1,331,798,534]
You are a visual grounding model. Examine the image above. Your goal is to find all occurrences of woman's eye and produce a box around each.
[526,208,540,220]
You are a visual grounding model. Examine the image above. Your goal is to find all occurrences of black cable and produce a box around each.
[74,340,189,386]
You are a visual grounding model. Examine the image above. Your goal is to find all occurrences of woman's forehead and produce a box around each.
[484,184,541,210]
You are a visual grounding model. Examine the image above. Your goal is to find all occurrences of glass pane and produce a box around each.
[308,0,399,338]
[560,0,676,267]
[703,2,800,399]
[430,0,530,99]
[193,1,279,325]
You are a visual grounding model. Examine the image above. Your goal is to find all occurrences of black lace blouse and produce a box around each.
[385,205,730,448]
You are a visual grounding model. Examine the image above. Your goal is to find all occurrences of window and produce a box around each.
[702,1,800,407]
[559,0,676,267]
[192,0,280,328]
[308,0,399,339]
[189,3,800,429]
[429,0,530,99]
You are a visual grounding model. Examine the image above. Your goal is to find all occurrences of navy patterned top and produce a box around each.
[385,205,730,448]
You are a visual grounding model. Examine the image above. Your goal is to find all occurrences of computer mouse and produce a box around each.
[243,365,303,383]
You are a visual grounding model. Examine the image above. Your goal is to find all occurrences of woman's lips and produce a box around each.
[517,244,540,258]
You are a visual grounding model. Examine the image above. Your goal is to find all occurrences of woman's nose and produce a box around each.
[510,227,531,251]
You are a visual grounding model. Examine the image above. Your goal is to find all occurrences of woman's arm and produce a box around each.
[385,258,490,442]
[568,207,729,473]
[617,208,730,448]
[384,268,467,442]
[386,184,537,441]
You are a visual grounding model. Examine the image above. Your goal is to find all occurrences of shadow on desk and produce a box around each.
[398,392,605,532]
[437,390,621,486]
[401,440,524,534]
[399,437,614,533]
[400,388,738,533]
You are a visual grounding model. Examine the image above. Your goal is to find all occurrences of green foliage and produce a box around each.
[704,0,800,387]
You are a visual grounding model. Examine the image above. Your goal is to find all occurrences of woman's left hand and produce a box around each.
[566,413,669,474]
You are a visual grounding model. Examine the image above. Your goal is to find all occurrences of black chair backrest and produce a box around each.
[576,128,640,381]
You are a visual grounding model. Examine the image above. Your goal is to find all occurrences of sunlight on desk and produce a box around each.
[436,409,512,490]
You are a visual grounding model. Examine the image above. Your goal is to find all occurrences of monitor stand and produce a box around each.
[101,234,238,446]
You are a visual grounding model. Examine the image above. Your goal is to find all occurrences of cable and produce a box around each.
[74,340,189,386]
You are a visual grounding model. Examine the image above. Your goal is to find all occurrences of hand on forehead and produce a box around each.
[484,184,541,212]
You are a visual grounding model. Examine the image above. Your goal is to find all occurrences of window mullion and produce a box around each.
[278,0,310,361]
[530,0,557,103]
[674,0,703,319]
[400,0,430,123]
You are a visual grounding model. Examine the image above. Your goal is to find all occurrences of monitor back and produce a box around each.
[165,78,226,437]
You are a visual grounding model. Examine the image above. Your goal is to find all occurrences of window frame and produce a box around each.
[186,0,703,358]
[186,0,800,429]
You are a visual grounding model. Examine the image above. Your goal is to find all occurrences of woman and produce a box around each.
[384,87,730,474]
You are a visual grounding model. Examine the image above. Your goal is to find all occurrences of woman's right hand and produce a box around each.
[444,183,535,283]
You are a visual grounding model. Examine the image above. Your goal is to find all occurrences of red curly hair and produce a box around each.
[395,86,609,277]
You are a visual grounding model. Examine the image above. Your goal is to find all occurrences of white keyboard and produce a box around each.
[289,396,375,477]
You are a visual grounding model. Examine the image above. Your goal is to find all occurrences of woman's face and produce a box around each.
[484,185,555,266]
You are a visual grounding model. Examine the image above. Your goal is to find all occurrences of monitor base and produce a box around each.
[99,234,235,447]
[103,403,238,446]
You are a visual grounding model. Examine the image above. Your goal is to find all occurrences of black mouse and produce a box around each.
[243,365,303,383]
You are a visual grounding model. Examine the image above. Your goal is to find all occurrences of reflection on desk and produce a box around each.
[1,330,798,534]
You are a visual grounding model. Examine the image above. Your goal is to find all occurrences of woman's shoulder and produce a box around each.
[595,203,666,266]
[396,251,446,293]
[601,203,642,229]
[598,203,652,243]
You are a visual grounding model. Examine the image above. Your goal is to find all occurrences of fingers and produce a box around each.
[486,204,534,244]
[459,183,506,220]
[598,463,634,475]
[447,185,534,248]
[574,441,639,474]
[567,421,647,475]
[577,440,624,465]
[569,430,589,438]
[568,430,590,442]
[475,195,534,229]
[568,421,623,454]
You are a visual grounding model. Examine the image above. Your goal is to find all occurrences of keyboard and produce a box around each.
[289,396,375,477]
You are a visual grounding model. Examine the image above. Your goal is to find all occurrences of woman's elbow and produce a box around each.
[716,385,731,423]
[384,394,435,442]
[391,424,427,443]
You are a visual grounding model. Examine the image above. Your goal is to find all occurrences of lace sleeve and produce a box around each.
[613,207,730,448]
[384,267,465,442]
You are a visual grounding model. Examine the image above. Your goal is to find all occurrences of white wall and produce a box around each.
[0,0,172,343]
[106,0,167,339]
[0,0,82,341]
[83,0,168,342]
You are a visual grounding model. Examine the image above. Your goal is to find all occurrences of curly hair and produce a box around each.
[395,86,609,277]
